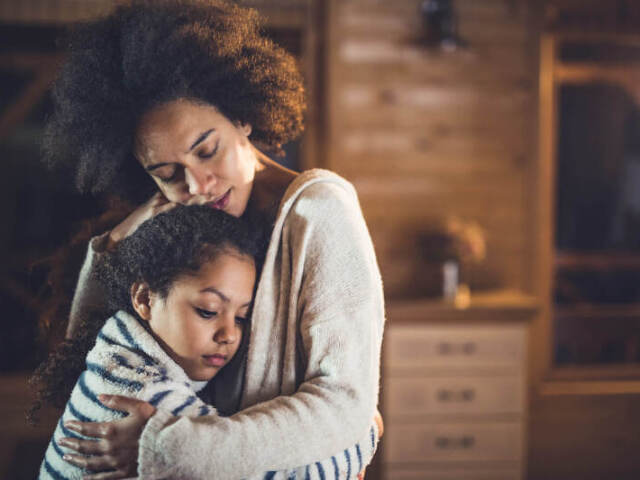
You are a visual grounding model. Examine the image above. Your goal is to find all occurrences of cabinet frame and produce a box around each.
[532,31,640,395]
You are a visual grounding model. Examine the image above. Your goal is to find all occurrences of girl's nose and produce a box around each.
[185,166,214,196]
[214,316,238,345]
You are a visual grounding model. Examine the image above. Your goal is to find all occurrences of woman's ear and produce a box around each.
[130,282,153,321]
[237,121,252,137]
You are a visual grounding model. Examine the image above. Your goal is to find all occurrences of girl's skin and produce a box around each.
[61,98,294,479]
[60,246,256,478]
[131,250,256,382]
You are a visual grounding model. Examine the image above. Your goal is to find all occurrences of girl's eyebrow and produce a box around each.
[201,286,228,302]
[187,128,215,152]
[201,287,252,307]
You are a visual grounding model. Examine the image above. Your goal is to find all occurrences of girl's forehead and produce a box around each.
[171,251,256,295]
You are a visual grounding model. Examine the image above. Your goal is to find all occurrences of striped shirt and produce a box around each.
[39,310,378,479]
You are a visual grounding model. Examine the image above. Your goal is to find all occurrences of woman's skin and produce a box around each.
[59,98,384,479]
[60,98,296,479]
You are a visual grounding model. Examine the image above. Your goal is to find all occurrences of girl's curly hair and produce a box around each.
[29,205,264,422]
[43,0,305,202]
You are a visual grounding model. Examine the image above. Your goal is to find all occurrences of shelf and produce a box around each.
[555,251,640,271]
[550,364,640,381]
[539,379,640,396]
[386,289,539,324]
[540,365,640,395]
[554,304,640,320]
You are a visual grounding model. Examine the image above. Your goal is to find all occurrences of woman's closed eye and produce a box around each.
[158,166,183,184]
[197,141,219,160]
[195,307,217,319]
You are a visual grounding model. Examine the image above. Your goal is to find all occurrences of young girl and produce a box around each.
[33,205,377,479]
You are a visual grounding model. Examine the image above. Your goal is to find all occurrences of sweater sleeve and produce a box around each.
[137,181,385,479]
[67,232,111,338]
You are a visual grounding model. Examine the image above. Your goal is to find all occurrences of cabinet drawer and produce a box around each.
[383,466,521,480]
[385,325,525,369]
[384,422,523,463]
[385,376,523,416]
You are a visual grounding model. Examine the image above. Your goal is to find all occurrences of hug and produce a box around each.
[30,1,385,479]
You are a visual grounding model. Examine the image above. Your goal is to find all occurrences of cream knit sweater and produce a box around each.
[70,169,385,479]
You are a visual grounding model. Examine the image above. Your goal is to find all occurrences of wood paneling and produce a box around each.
[327,0,539,298]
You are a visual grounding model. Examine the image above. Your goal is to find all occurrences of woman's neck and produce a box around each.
[247,148,297,222]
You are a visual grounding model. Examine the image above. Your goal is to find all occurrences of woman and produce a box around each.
[44,1,384,478]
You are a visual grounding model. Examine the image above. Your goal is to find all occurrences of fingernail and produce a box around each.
[98,394,111,405]
[58,438,70,447]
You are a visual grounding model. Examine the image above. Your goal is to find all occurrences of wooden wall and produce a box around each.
[326,0,540,298]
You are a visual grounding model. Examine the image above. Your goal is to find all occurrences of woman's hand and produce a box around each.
[374,408,384,438]
[107,192,176,250]
[58,395,156,480]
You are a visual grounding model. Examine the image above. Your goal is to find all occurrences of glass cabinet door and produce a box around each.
[551,39,640,373]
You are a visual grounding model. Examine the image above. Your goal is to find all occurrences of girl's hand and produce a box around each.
[107,192,176,250]
[58,395,156,479]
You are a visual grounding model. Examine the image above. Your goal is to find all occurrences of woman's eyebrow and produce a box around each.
[187,128,215,152]
[145,162,171,172]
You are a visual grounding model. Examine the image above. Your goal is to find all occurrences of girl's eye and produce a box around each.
[235,316,248,326]
[195,308,217,319]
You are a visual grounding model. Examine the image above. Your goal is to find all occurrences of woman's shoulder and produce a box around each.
[279,168,360,219]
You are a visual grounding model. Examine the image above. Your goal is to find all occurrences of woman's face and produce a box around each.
[141,250,256,381]
[134,99,257,217]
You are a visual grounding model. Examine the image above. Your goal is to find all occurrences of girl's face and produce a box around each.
[134,99,257,217]
[137,250,256,381]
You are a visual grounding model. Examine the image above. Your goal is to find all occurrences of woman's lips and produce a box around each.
[202,354,227,367]
[208,190,231,210]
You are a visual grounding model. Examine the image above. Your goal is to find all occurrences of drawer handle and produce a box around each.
[463,342,476,354]
[436,388,476,402]
[436,342,477,355]
[434,436,476,449]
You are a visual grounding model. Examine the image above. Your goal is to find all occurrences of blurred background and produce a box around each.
[2,0,640,478]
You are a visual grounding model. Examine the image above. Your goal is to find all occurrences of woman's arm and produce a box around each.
[66,232,111,338]
[137,180,385,479]
[67,193,176,338]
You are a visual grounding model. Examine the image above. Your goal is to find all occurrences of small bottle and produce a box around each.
[442,259,459,301]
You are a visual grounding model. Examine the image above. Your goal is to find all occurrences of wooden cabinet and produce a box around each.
[381,291,536,480]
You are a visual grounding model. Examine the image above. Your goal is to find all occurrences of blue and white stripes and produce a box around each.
[38,310,380,480]
[249,422,379,480]
[38,311,217,480]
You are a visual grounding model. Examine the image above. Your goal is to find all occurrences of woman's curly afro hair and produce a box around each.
[43,0,306,202]
[29,204,263,420]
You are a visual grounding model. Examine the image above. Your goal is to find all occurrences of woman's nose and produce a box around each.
[214,316,238,345]
[185,166,214,196]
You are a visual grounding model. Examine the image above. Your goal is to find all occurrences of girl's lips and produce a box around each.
[208,190,231,210]
[202,354,227,367]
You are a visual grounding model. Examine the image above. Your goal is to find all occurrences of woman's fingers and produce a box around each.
[58,437,108,454]
[107,193,176,247]
[151,201,177,216]
[99,394,156,418]
[60,397,154,474]
[83,469,129,480]
[374,409,384,438]
[61,452,118,471]
[64,420,117,440]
